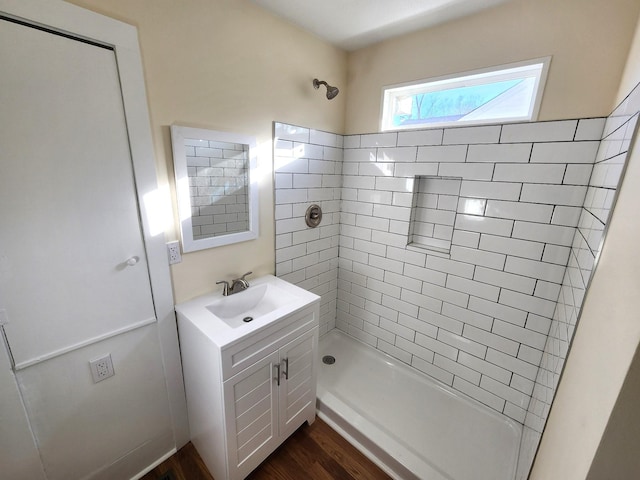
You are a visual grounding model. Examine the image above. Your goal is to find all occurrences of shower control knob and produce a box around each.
[305,204,323,228]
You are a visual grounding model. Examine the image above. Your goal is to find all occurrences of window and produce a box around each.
[381,58,550,131]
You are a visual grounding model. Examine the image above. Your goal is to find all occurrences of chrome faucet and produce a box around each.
[215,280,230,296]
[216,271,252,296]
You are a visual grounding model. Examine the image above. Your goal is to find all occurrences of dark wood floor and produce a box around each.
[141,418,390,480]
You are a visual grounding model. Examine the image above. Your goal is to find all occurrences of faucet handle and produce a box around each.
[228,271,251,288]
[216,280,230,296]
[237,271,252,287]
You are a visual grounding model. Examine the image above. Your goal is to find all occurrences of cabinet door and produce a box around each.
[223,350,280,480]
[0,18,156,368]
[278,327,318,439]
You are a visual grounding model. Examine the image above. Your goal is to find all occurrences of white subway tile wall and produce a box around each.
[275,118,601,418]
[274,123,342,335]
[515,86,639,478]
[275,109,635,479]
[338,119,602,426]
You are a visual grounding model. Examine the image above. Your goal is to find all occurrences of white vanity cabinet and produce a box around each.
[223,327,317,478]
[175,276,320,480]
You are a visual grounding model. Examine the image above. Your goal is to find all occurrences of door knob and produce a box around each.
[126,256,139,266]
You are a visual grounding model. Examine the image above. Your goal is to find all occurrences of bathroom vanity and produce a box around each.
[175,275,320,479]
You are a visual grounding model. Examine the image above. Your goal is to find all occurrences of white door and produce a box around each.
[0,4,188,478]
[0,17,156,367]
[279,328,318,438]
[223,350,280,480]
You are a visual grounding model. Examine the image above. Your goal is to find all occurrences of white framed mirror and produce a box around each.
[170,125,259,252]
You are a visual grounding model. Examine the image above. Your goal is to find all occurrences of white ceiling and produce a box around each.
[251,0,513,51]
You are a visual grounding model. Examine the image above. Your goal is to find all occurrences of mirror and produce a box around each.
[170,125,259,252]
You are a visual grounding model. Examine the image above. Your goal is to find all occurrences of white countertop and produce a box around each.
[175,275,320,349]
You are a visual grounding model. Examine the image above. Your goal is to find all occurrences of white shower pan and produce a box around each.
[317,330,521,480]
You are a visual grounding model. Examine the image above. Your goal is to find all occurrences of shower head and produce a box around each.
[313,78,339,100]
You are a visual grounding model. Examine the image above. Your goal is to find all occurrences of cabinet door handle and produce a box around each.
[274,363,281,386]
[283,358,289,380]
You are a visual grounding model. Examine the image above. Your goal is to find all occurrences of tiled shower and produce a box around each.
[518,86,640,474]
[273,80,639,475]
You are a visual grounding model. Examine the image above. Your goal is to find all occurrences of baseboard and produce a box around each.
[130,447,177,480]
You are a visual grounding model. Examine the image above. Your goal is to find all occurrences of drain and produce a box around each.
[322,355,336,365]
[243,316,253,323]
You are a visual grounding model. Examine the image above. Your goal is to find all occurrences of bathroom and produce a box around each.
[2,0,640,479]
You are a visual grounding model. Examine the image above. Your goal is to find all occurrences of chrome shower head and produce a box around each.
[325,84,339,100]
[313,78,339,100]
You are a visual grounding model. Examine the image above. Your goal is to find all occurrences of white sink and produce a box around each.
[175,275,320,347]
[206,282,298,328]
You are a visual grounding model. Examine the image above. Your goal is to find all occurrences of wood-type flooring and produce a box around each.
[141,417,391,480]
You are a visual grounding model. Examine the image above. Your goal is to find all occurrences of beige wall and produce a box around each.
[345,0,640,134]
[585,344,640,479]
[529,14,640,479]
[586,24,640,478]
[48,1,640,476]
[65,0,640,304]
[615,13,640,107]
[67,0,347,303]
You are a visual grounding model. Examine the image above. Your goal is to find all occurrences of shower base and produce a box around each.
[317,330,521,480]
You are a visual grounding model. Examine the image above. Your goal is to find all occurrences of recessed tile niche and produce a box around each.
[408,176,462,253]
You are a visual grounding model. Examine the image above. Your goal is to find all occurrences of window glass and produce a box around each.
[381,58,550,131]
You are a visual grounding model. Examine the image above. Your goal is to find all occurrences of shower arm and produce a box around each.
[313,78,339,100]
[313,79,328,89]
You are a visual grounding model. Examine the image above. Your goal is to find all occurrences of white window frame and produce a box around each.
[380,57,551,132]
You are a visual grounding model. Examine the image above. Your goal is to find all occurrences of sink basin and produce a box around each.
[175,275,320,345]
[206,282,298,328]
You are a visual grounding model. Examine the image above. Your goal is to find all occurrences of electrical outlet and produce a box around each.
[89,354,115,383]
[167,241,182,264]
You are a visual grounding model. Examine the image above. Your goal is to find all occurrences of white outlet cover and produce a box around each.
[167,240,182,264]
[89,354,115,383]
